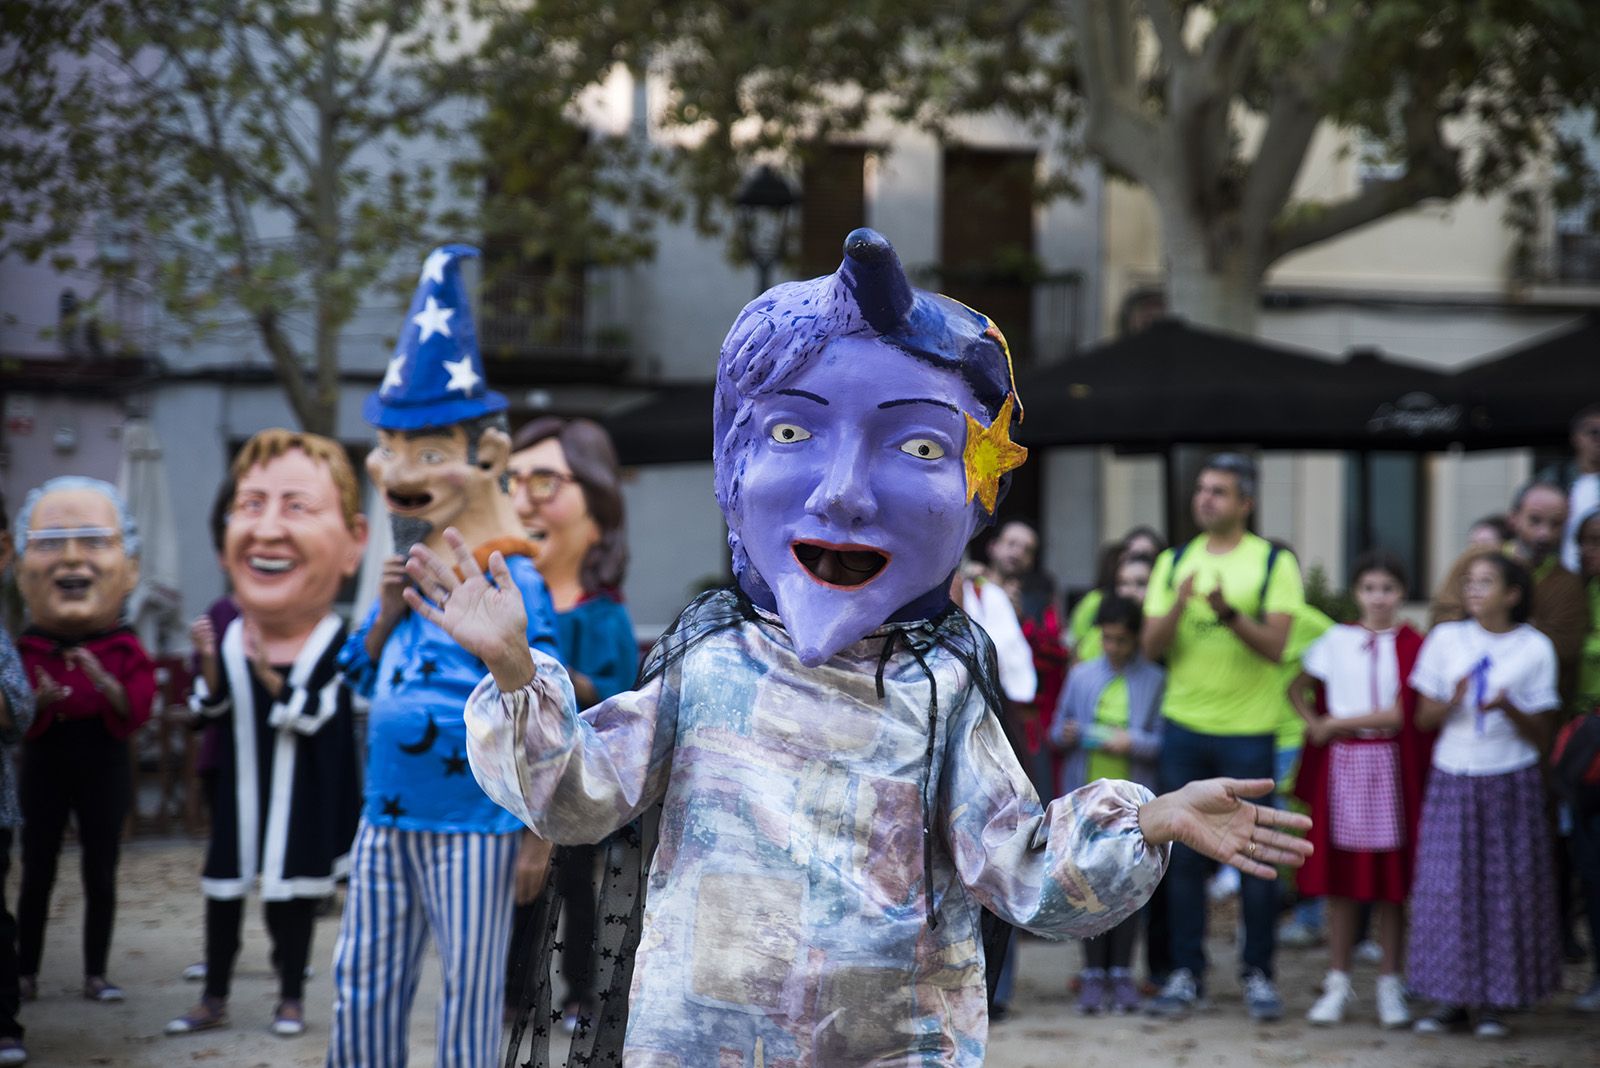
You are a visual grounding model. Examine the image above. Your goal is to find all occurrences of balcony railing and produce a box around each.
[477,271,632,364]
[910,266,1084,364]
[1556,231,1600,285]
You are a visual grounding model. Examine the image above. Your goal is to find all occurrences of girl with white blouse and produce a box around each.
[1407,552,1562,1039]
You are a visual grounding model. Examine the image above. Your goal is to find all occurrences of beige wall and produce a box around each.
[1101,124,1526,346]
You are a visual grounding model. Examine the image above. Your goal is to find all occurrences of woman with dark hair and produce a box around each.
[1407,552,1562,1037]
[504,416,638,1033]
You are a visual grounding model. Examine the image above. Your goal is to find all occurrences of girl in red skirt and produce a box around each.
[1290,551,1434,1028]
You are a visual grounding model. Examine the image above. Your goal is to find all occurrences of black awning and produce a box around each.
[1454,316,1600,448]
[1013,318,1463,451]
[599,382,716,465]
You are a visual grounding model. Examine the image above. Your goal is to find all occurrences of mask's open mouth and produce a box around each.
[792,540,890,589]
[247,555,297,578]
[53,575,93,598]
[387,490,433,513]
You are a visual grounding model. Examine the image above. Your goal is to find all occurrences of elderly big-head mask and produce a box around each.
[714,228,1027,665]
[15,477,141,638]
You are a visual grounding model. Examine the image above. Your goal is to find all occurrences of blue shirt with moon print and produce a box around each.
[341,553,559,834]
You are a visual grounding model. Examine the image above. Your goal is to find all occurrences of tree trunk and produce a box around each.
[309,0,341,442]
[1161,210,1263,335]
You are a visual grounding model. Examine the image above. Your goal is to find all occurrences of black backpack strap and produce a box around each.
[1256,544,1284,621]
[1166,541,1191,590]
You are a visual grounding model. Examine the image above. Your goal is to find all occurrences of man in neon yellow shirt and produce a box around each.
[1141,454,1304,1022]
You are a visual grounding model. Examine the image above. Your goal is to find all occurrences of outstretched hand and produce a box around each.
[1137,778,1312,881]
[403,527,534,690]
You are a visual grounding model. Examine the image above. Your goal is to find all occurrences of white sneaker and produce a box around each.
[1207,866,1241,902]
[1278,918,1323,949]
[1306,971,1351,1025]
[1375,974,1410,1029]
[1354,939,1383,964]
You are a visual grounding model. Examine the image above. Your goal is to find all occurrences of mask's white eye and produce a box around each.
[770,423,811,444]
[900,438,945,460]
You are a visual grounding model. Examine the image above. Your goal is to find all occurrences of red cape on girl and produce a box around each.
[1292,623,1435,902]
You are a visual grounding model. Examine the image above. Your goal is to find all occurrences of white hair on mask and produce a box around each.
[13,476,141,558]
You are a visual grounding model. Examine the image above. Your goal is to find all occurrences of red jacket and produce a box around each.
[17,627,156,742]
[1292,623,1435,895]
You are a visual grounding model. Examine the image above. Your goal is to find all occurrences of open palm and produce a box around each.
[1143,778,1312,881]
[403,527,528,670]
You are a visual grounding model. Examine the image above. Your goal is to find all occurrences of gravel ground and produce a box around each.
[15,839,1596,1067]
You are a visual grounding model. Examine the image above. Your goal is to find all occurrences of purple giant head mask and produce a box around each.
[714,228,1027,666]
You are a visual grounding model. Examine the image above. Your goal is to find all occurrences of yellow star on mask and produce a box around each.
[963,392,1028,513]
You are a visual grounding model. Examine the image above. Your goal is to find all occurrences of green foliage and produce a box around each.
[486,0,1600,323]
[1302,563,1358,625]
[0,0,659,432]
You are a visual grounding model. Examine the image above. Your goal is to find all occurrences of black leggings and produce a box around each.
[18,721,129,979]
[204,896,318,1001]
[507,844,599,1007]
[1083,908,1141,971]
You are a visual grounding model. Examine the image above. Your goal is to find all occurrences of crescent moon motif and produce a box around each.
[398,715,439,755]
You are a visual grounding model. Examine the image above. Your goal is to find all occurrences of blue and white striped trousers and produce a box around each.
[326,820,518,1068]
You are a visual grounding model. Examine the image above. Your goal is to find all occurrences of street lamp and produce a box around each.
[734,164,800,296]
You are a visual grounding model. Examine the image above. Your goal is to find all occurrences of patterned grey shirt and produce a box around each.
[0,627,36,828]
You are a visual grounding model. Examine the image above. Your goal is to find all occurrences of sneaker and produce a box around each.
[271,1000,305,1038]
[1375,974,1410,1029]
[1146,968,1203,1018]
[166,997,228,1035]
[1574,979,1600,1013]
[0,1037,25,1066]
[181,962,206,983]
[1077,972,1108,1015]
[1242,968,1283,1022]
[1353,939,1383,964]
[560,1000,593,1036]
[1110,974,1143,1015]
[83,976,123,1003]
[1473,1013,1510,1039]
[1277,919,1324,949]
[1413,1004,1469,1034]
[1207,867,1241,902]
[1306,970,1351,1025]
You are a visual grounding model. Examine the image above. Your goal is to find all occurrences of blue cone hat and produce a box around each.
[364,244,507,430]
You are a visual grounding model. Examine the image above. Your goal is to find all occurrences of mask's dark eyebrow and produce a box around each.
[879,397,961,414]
[776,388,829,405]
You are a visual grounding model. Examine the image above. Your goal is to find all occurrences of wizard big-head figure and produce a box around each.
[715,227,1028,664]
[365,245,527,557]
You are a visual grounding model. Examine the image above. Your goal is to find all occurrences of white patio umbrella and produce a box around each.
[118,417,183,654]
[351,480,394,623]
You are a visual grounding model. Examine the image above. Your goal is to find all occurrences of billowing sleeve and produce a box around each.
[465,646,678,846]
[941,685,1167,939]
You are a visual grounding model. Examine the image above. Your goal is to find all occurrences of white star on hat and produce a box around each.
[443,355,481,394]
[381,353,406,394]
[411,296,454,342]
[421,248,452,286]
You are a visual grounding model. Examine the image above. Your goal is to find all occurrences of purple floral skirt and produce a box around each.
[1406,764,1562,1009]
